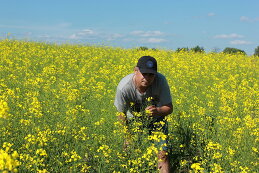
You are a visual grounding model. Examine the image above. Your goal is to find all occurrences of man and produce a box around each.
[114,56,173,173]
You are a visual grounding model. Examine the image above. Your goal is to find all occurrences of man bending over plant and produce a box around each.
[114,56,173,173]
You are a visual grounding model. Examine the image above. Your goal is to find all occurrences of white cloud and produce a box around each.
[69,29,97,39]
[122,38,134,42]
[39,34,50,38]
[68,29,124,42]
[131,30,163,37]
[142,38,167,43]
[106,33,123,41]
[214,33,244,39]
[240,16,259,22]
[208,12,216,16]
[57,22,72,28]
[69,34,77,39]
[230,40,252,45]
[0,24,26,29]
[240,16,251,22]
[78,29,95,35]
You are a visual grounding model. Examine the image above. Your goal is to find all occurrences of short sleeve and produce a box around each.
[114,87,127,113]
[157,76,172,107]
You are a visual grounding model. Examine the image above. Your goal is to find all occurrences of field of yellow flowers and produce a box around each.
[0,39,258,172]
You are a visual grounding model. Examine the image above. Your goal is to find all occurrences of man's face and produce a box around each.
[134,67,155,87]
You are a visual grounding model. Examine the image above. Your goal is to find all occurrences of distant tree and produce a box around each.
[176,47,189,52]
[223,47,246,55]
[254,46,259,56]
[138,46,148,51]
[191,46,205,53]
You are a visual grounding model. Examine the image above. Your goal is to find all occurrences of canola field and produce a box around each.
[0,40,258,172]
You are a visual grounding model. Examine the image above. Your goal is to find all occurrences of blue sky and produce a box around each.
[1,0,258,54]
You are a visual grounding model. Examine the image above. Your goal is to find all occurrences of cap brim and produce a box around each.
[139,68,157,74]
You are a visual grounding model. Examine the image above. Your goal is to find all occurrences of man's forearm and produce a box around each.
[117,112,127,125]
[146,103,173,118]
[157,105,173,117]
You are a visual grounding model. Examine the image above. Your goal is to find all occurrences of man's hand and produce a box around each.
[145,105,160,117]
[145,103,173,118]
[117,112,127,125]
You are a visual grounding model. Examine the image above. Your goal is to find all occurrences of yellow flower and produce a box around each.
[191,162,204,172]
[145,109,152,115]
[36,148,47,156]
[180,159,188,167]
[97,145,111,158]
[211,163,224,173]
[130,102,135,106]
[228,147,235,155]
[0,143,20,172]
[0,98,9,119]
[94,118,105,126]
[37,169,48,173]
[146,97,153,102]
[20,119,31,125]
[213,152,222,159]
[206,141,222,151]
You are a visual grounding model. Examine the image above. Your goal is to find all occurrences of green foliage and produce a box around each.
[138,46,149,51]
[176,46,204,53]
[176,47,189,52]
[254,46,259,56]
[223,47,246,55]
[190,46,205,53]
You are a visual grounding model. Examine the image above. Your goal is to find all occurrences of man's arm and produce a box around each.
[148,73,172,118]
[114,86,128,125]
[145,103,173,118]
[117,112,127,125]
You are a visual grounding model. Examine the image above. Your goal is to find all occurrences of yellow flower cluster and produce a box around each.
[0,40,258,172]
[0,142,20,172]
[0,97,9,119]
[190,162,204,172]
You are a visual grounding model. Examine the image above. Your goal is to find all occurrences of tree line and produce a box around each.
[138,46,259,56]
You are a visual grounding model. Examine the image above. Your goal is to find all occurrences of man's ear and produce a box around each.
[134,67,138,74]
